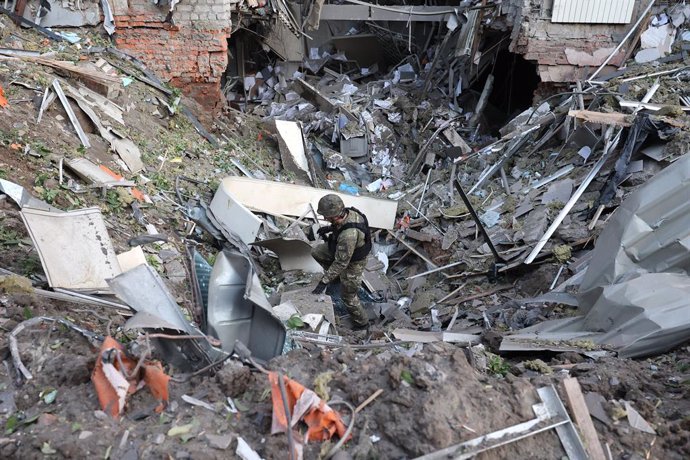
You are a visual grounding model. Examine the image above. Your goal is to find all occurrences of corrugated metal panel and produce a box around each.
[552,0,635,24]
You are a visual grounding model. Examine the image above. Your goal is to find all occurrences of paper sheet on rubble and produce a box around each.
[251,238,323,273]
[219,177,398,229]
[20,207,121,291]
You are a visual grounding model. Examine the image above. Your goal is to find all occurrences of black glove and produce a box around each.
[317,226,333,240]
[311,281,328,295]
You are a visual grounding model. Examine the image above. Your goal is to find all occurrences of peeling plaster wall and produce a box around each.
[112,0,231,110]
[507,0,644,82]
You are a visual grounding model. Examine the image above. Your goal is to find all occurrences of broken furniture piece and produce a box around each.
[206,249,286,362]
[251,237,324,273]
[21,206,121,292]
[209,182,263,245]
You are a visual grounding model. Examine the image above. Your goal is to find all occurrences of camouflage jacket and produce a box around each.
[322,209,368,284]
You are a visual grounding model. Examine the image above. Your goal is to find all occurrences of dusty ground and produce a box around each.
[1,17,690,460]
[1,283,689,459]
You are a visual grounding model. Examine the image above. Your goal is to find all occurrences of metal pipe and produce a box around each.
[406,261,464,280]
[453,179,504,264]
[588,0,656,82]
[524,127,622,264]
[416,168,432,218]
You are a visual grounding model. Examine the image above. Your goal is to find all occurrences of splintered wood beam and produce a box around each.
[568,110,632,127]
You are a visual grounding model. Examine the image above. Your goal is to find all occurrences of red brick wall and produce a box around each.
[113,1,230,111]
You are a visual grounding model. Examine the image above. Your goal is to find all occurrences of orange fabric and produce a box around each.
[143,362,171,413]
[268,372,348,442]
[91,336,134,418]
[91,336,170,418]
[0,85,7,107]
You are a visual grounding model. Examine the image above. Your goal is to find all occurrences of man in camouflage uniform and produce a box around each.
[311,194,372,329]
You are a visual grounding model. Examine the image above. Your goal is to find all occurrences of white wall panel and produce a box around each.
[552,0,635,24]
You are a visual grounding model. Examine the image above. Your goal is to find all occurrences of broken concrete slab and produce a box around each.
[219,177,398,229]
[20,207,121,291]
[209,183,262,245]
[251,238,323,273]
[66,158,135,187]
[274,119,313,184]
[541,179,573,205]
[584,392,611,426]
[25,0,99,27]
[280,288,336,326]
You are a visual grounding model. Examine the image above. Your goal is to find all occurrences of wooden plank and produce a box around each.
[52,80,91,148]
[561,377,607,460]
[568,109,632,127]
[442,128,472,154]
[26,57,120,97]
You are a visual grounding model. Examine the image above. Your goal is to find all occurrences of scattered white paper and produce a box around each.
[577,146,592,161]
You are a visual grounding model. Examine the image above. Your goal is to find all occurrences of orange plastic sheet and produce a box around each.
[268,372,348,442]
[91,336,170,418]
[0,85,8,107]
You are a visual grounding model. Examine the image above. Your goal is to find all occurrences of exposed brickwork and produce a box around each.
[113,0,231,110]
[507,0,642,82]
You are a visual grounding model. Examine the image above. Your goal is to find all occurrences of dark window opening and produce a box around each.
[469,50,541,134]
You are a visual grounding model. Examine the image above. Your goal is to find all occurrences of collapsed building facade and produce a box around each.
[8,0,651,111]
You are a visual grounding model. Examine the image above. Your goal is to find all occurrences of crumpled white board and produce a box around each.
[20,207,121,291]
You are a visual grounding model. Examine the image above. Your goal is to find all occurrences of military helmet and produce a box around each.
[317,194,345,217]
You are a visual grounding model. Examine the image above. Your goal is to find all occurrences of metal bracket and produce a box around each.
[413,385,588,460]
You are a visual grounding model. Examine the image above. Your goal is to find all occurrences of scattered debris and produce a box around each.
[3,3,690,458]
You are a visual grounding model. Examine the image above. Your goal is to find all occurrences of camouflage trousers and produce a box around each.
[312,244,368,327]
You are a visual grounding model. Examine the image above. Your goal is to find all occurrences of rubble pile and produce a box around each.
[2,2,690,459]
